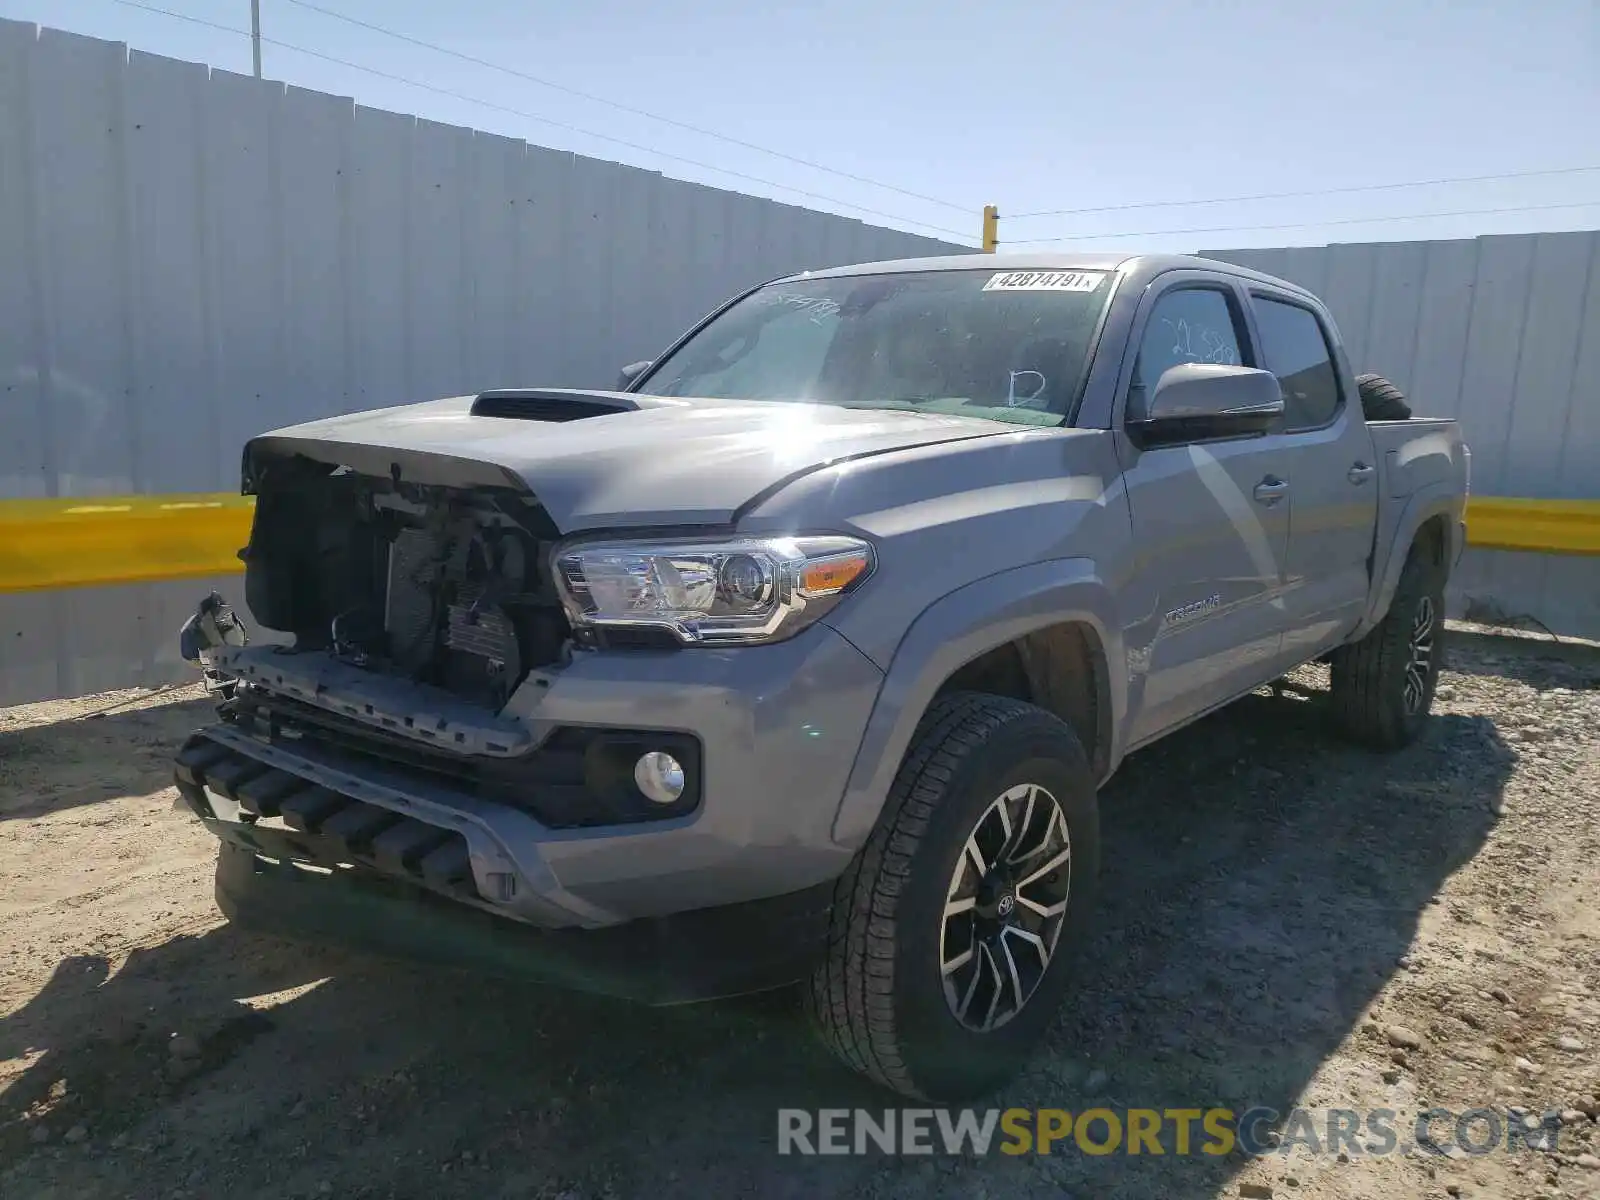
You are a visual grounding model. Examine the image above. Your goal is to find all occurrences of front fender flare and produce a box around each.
[828,558,1124,849]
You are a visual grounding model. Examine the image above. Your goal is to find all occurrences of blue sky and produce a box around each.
[3,0,1597,252]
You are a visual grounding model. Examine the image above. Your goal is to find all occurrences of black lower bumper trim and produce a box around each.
[234,769,306,817]
[279,786,347,833]
[215,843,833,1005]
[175,732,481,902]
[370,819,452,874]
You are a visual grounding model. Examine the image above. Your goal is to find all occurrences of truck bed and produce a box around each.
[1364,415,1470,632]
[1368,417,1468,501]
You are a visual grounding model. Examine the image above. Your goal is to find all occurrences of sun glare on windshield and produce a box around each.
[636,268,1116,427]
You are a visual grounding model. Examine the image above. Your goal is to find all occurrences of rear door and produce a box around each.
[1115,273,1294,747]
[1245,290,1379,661]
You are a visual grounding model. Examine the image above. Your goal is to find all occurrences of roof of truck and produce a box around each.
[796,251,1135,278]
[785,251,1317,298]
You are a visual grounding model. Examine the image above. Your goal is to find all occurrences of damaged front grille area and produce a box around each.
[239,457,569,712]
[219,688,703,829]
[174,735,479,900]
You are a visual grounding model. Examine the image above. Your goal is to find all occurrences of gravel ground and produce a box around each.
[1,627,1597,1200]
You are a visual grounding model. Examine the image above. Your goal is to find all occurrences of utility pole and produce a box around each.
[981,205,999,253]
[251,0,262,78]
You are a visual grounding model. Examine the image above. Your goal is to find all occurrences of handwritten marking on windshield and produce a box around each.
[752,292,842,319]
[1006,370,1047,406]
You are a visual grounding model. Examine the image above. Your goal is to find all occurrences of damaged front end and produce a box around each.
[164,448,833,999]
[234,449,572,714]
[160,412,870,999]
[179,591,249,698]
[171,446,624,924]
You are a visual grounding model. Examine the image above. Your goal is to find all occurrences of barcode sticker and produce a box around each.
[982,270,1106,294]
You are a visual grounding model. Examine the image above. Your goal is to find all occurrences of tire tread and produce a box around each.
[805,692,1053,1097]
[1355,372,1413,421]
[1330,547,1442,749]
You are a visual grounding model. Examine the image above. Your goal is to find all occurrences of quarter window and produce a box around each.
[1252,297,1342,429]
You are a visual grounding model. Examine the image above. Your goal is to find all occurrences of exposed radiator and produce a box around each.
[446,584,520,666]
[384,528,443,662]
[383,527,522,689]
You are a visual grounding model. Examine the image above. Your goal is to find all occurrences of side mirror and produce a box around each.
[616,360,652,391]
[1128,363,1283,445]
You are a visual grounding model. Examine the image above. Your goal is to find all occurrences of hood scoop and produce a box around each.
[470,389,641,422]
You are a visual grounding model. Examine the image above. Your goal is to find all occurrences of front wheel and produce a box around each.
[805,692,1099,1101]
[1329,545,1446,749]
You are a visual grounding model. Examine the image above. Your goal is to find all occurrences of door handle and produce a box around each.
[1253,477,1288,506]
[1348,462,1376,485]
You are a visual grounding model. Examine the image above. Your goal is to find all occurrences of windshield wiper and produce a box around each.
[842,396,956,408]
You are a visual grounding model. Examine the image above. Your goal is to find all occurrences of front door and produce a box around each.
[1117,278,1293,747]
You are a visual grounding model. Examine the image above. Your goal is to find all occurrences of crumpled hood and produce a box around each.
[245,390,1014,531]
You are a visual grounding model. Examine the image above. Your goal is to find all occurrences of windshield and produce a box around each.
[634,267,1115,427]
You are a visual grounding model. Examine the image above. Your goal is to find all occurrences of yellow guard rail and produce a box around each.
[1458,497,1600,556]
[0,493,256,592]
[0,493,1596,594]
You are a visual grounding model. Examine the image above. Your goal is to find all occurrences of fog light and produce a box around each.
[634,751,686,805]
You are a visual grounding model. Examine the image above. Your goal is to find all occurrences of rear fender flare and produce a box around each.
[1355,484,1464,638]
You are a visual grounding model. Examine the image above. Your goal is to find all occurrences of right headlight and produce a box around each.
[552,534,874,646]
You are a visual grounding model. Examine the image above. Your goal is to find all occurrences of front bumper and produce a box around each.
[213,842,834,1004]
[175,622,885,930]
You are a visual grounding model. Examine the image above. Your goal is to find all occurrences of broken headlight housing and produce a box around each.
[552,535,874,646]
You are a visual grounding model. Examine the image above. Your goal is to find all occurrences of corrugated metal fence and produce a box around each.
[0,18,961,705]
[1204,236,1600,643]
[1,17,1595,705]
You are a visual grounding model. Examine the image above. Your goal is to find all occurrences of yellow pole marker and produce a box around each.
[982,204,999,253]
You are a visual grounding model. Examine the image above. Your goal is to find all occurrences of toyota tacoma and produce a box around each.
[173,252,1469,1100]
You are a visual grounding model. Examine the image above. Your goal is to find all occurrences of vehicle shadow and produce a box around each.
[1016,670,1511,1198]
[0,671,1511,1200]
[0,694,214,822]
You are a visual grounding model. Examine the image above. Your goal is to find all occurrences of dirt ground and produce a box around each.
[1,628,1597,1200]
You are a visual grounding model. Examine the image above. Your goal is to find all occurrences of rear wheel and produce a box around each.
[1329,544,1445,749]
[805,692,1099,1100]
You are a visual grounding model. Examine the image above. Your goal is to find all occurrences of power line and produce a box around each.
[282,0,971,214]
[1001,199,1600,246]
[1006,165,1600,220]
[106,0,975,242]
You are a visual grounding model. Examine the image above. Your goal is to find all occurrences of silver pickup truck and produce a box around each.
[174,252,1469,1101]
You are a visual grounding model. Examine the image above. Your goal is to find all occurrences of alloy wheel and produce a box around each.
[940,782,1072,1032]
[1404,594,1436,714]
